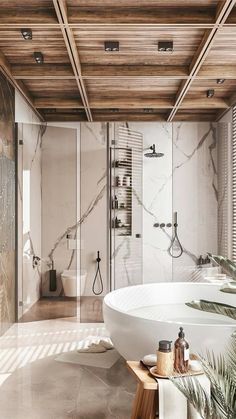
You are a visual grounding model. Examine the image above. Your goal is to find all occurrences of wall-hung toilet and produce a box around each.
[61,270,87,297]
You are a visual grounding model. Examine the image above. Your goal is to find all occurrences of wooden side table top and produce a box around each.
[126,361,158,390]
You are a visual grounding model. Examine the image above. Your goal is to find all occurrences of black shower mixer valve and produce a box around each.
[153,222,172,228]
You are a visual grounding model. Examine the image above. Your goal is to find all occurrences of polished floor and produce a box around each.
[0,318,136,419]
[20,297,103,323]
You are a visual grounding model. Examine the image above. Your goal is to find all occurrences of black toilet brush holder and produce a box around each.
[49,260,57,292]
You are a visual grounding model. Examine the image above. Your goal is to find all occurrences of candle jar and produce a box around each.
[156,340,174,376]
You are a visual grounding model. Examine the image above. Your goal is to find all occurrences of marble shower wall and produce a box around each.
[129,122,173,283]
[125,122,218,284]
[15,91,44,318]
[80,123,108,296]
[172,122,218,281]
[0,72,15,335]
[41,126,77,297]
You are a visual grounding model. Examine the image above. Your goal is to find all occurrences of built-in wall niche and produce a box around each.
[111,147,132,236]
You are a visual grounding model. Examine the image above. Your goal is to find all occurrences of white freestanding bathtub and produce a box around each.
[103,282,236,360]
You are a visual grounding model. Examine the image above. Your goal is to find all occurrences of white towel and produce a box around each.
[157,374,210,419]
[157,378,187,419]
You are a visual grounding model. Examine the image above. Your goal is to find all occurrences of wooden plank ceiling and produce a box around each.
[0,0,236,121]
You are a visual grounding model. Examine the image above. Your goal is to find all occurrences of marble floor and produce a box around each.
[20,297,103,323]
[0,318,136,419]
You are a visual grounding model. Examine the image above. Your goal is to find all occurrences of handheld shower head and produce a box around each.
[144,144,164,158]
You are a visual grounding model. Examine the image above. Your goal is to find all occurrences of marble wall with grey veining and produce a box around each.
[0,71,15,335]
[41,125,77,297]
[129,122,173,283]
[124,122,218,284]
[172,122,218,282]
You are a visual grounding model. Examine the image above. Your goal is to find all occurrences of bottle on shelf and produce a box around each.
[112,195,119,209]
[114,195,119,209]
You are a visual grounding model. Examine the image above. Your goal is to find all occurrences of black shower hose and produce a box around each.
[92,251,104,295]
[168,223,183,258]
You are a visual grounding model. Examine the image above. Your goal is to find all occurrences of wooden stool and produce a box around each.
[127,361,158,419]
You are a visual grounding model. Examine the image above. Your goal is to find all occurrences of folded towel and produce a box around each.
[157,378,187,419]
[157,374,210,419]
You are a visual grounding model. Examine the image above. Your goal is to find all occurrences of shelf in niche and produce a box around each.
[112,226,131,229]
[112,185,132,189]
[112,208,130,211]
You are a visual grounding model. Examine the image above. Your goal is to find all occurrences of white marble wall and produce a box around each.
[121,122,172,284]
[16,91,43,318]
[172,122,218,281]
[125,122,218,284]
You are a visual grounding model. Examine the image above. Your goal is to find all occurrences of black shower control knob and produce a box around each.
[166,223,172,228]
[160,223,165,228]
[153,223,159,228]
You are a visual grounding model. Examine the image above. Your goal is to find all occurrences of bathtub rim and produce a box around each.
[103,282,236,328]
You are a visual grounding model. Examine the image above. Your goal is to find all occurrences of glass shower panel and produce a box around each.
[171,122,230,283]
[110,123,143,290]
[80,122,108,322]
[17,123,78,321]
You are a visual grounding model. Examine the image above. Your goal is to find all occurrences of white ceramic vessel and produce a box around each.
[61,270,87,297]
[103,282,236,360]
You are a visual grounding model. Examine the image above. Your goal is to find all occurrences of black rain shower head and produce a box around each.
[144,144,164,158]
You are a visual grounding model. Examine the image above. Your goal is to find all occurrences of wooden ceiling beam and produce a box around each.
[167,0,236,121]
[53,0,92,121]
[12,63,236,81]
[0,50,44,121]
[34,96,228,110]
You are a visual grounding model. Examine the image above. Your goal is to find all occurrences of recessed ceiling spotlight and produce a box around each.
[144,108,154,113]
[217,78,225,84]
[158,41,173,52]
[21,28,32,40]
[104,41,119,52]
[33,51,44,65]
[206,89,215,98]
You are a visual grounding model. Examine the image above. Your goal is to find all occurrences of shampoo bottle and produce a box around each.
[174,327,189,373]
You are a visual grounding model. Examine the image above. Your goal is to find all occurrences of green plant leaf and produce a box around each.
[170,375,212,419]
[220,282,236,294]
[186,299,236,321]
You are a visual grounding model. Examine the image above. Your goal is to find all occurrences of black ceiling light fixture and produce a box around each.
[33,51,44,64]
[158,41,173,52]
[217,78,225,84]
[144,108,154,113]
[104,41,119,52]
[206,89,215,98]
[21,28,32,40]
